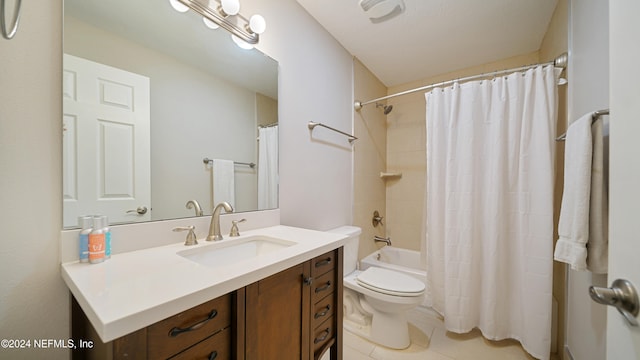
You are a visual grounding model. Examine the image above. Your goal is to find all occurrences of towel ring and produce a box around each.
[1,0,21,40]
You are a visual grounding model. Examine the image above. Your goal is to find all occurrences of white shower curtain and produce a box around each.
[424,66,560,360]
[258,126,278,210]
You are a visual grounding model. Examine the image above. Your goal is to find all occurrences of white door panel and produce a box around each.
[63,54,150,227]
[607,1,640,358]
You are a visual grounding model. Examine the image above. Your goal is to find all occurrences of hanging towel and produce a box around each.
[554,113,593,271]
[258,126,279,210]
[587,118,608,273]
[212,159,235,208]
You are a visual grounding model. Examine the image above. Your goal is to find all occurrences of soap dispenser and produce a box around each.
[78,216,93,263]
[89,217,106,264]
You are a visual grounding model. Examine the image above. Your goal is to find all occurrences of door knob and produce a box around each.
[126,206,148,215]
[589,279,639,326]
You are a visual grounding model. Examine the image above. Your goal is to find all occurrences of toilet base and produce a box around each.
[344,314,411,350]
[343,287,412,349]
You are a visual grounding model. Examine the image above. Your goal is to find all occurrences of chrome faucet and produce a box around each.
[374,235,392,246]
[185,199,203,216]
[207,202,234,241]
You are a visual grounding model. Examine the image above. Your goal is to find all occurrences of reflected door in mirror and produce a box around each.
[63,54,151,227]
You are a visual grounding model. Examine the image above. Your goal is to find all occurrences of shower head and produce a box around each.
[376,102,393,115]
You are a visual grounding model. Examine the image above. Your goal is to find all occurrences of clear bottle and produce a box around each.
[89,217,106,264]
[78,216,93,263]
[100,215,112,259]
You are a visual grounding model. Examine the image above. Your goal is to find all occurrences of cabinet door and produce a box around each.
[245,263,311,360]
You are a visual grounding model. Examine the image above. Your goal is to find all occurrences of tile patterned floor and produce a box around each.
[333,307,556,360]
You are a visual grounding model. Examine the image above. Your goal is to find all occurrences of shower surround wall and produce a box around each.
[353,59,388,260]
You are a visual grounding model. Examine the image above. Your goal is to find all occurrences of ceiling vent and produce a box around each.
[359,0,405,24]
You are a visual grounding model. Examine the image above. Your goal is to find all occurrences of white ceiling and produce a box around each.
[296,0,559,87]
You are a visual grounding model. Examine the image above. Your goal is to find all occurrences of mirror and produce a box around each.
[62,0,278,228]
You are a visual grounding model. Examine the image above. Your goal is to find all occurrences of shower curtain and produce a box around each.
[424,66,560,360]
[258,126,278,210]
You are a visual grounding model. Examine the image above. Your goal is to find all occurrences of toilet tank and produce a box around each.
[327,226,362,275]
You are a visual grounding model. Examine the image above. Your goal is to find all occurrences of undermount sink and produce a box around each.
[178,236,297,268]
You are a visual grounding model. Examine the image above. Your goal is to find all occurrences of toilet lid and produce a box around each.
[356,267,425,296]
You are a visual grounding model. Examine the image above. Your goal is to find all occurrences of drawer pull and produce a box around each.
[314,328,330,344]
[208,351,218,360]
[315,281,332,293]
[314,305,331,319]
[168,310,218,337]
[315,258,332,267]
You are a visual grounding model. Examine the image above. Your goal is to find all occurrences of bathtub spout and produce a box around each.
[374,235,392,246]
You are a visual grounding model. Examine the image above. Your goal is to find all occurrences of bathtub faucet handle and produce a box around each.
[372,210,384,227]
[374,235,392,246]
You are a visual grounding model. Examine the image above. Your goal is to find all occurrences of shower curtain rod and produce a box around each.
[354,52,568,111]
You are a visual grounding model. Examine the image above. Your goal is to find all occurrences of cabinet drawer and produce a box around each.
[170,327,231,360]
[148,294,231,359]
[312,317,334,354]
[312,293,334,329]
[311,250,336,277]
[311,270,334,304]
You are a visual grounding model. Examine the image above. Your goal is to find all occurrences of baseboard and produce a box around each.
[564,345,575,360]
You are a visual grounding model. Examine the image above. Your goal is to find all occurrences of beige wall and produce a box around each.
[256,93,278,128]
[564,0,609,359]
[0,1,68,359]
[539,0,569,357]
[353,59,388,260]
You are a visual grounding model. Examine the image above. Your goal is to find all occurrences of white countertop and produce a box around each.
[61,225,347,342]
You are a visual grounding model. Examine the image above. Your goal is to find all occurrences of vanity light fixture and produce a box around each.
[169,0,266,49]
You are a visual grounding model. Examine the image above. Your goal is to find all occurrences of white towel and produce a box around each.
[587,118,608,273]
[212,159,235,208]
[554,113,593,271]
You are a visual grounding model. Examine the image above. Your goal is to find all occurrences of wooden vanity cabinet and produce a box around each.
[71,247,343,360]
[71,293,237,359]
[242,247,343,360]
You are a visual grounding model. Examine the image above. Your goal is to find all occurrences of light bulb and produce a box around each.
[203,17,219,29]
[221,0,240,15]
[232,35,254,50]
[249,14,266,34]
[169,0,189,12]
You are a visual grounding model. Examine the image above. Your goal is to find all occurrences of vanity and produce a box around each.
[60,1,343,358]
[63,225,346,360]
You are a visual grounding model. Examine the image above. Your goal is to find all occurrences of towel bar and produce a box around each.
[308,121,357,144]
[556,109,609,141]
[203,158,256,168]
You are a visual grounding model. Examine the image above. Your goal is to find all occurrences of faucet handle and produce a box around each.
[173,226,198,246]
[372,210,384,227]
[229,219,246,237]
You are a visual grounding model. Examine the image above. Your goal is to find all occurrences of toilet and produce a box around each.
[329,226,425,349]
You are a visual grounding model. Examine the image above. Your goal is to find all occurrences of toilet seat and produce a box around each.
[356,267,425,297]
